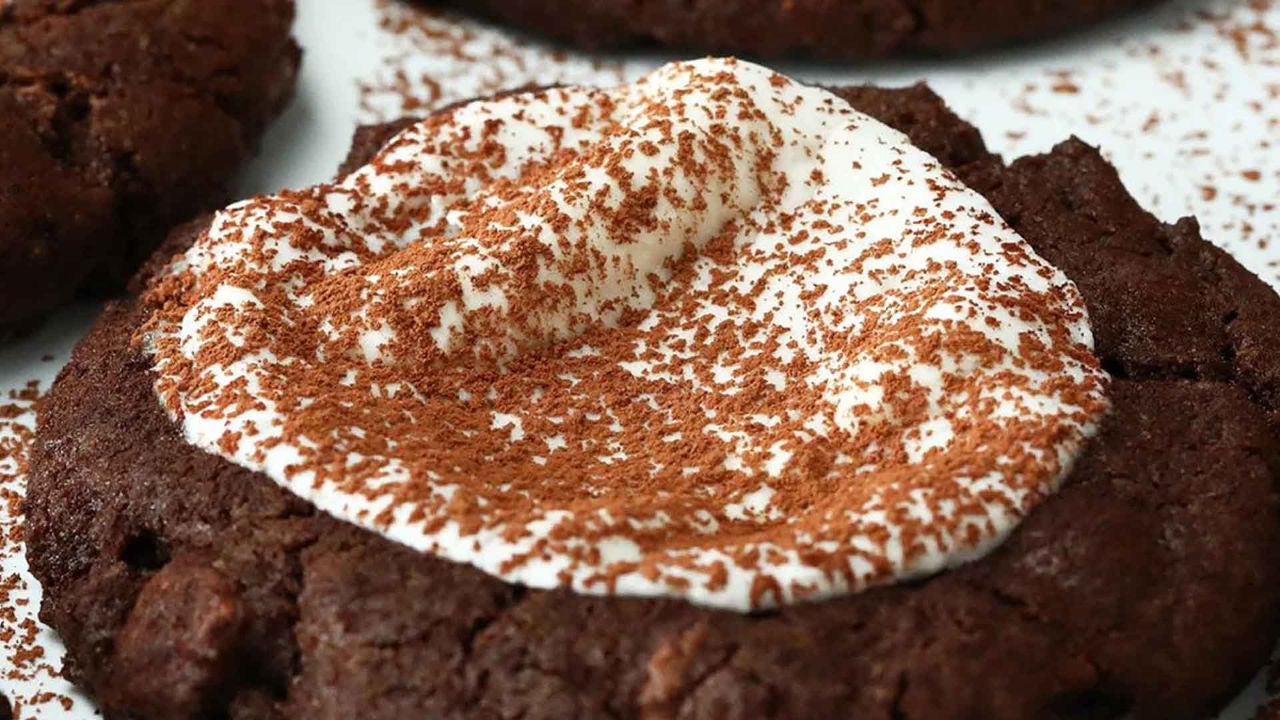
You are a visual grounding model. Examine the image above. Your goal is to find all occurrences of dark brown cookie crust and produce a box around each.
[26,85,1280,720]
[0,0,299,339]
[434,0,1156,59]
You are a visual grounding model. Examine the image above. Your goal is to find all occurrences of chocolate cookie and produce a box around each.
[26,84,1280,720]
[434,0,1155,58]
[0,0,299,338]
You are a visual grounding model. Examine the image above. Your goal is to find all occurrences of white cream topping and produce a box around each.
[144,59,1109,611]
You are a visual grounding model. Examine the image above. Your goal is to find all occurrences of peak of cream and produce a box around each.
[330,68,774,368]
[142,58,1109,611]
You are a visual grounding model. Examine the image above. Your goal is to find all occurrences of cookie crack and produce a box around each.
[0,69,99,168]
[188,530,322,718]
[663,639,744,719]
[889,671,909,720]
[460,584,527,659]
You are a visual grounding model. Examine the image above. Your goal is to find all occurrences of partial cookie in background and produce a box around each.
[429,0,1158,58]
[0,0,300,339]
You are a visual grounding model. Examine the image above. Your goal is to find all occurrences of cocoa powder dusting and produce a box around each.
[0,381,80,718]
[141,60,1108,610]
[360,0,630,119]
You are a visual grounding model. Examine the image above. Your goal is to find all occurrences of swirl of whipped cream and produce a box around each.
[143,58,1109,611]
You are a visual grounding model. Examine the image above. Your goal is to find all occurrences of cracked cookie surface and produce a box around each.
[25,85,1280,720]
[0,0,299,338]
[432,0,1157,59]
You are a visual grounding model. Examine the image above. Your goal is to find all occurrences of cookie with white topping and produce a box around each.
[25,65,1280,720]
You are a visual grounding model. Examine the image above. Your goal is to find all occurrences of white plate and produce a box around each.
[1,0,1277,715]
